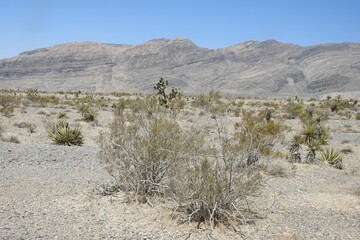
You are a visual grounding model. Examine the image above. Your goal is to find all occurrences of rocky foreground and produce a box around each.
[0,140,359,239]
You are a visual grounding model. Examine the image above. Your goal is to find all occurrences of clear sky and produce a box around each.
[1,0,360,59]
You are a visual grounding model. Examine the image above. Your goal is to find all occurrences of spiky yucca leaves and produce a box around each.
[290,109,329,163]
[47,121,83,146]
[76,103,88,113]
[57,111,67,119]
[82,108,97,122]
[317,147,343,169]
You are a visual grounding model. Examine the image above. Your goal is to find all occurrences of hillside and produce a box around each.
[1,37,360,95]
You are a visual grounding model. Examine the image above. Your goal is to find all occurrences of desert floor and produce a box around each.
[0,91,359,240]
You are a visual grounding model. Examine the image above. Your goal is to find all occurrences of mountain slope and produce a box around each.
[1,38,359,95]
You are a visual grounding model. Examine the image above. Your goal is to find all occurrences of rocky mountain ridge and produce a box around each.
[1,37,359,95]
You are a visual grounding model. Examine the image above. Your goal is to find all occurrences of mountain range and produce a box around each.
[1,37,359,95]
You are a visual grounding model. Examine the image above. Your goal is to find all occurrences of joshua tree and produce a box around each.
[154,77,180,108]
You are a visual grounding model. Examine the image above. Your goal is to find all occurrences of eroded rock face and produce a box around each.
[0,38,359,94]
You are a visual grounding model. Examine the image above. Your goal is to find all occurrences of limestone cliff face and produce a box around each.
[0,38,359,95]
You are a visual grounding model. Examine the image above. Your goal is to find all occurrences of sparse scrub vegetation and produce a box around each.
[98,94,287,228]
[77,103,98,121]
[0,86,358,234]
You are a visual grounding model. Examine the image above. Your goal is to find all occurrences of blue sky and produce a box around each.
[0,0,359,59]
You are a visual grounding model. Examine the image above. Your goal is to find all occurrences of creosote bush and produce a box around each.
[98,99,287,229]
[47,121,83,146]
[0,93,18,117]
[173,134,263,228]
[99,113,203,196]
[234,110,286,163]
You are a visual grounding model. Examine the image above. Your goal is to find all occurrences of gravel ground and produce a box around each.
[1,142,359,240]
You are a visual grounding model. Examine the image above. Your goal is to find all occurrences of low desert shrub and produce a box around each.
[175,156,262,228]
[47,121,83,146]
[285,98,304,119]
[234,110,286,162]
[26,88,39,102]
[356,113,360,120]
[98,109,271,228]
[0,93,18,117]
[99,113,203,196]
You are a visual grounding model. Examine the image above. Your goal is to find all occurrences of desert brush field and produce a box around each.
[0,85,359,240]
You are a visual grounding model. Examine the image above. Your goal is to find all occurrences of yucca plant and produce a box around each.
[290,134,302,163]
[305,139,323,163]
[317,147,343,169]
[47,121,83,146]
[82,108,97,122]
[57,111,67,119]
[76,103,88,113]
[302,124,317,145]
